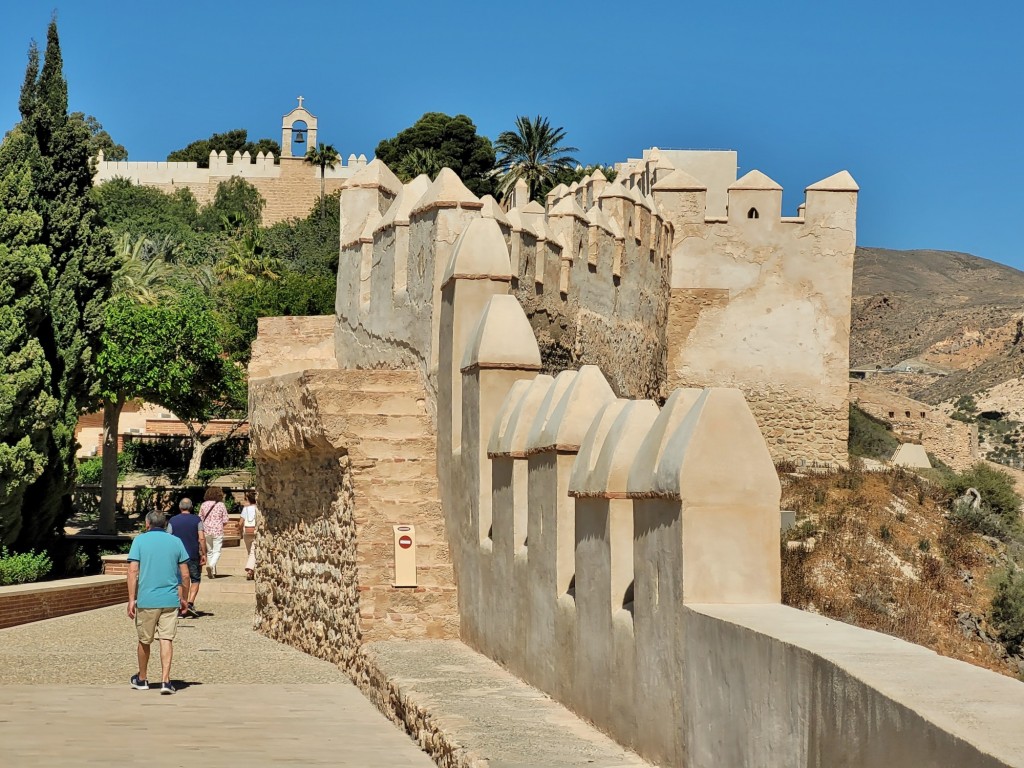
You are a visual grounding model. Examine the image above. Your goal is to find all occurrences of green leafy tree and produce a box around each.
[304,142,340,220]
[375,113,496,196]
[216,226,281,282]
[196,177,265,232]
[95,293,246,491]
[261,190,340,275]
[70,112,127,161]
[992,566,1024,655]
[94,233,179,534]
[8,19,119,550]
[92,177,198,245]
[495,115,578,202]
[167,129,280,168]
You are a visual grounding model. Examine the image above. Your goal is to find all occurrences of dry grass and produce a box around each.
[781,465,1015,676]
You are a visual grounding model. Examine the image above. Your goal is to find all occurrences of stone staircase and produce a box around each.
[334,370,458,642]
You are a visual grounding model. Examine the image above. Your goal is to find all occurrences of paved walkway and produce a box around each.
[0,602,434,767]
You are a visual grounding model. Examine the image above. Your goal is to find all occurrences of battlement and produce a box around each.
[334,159,673,403]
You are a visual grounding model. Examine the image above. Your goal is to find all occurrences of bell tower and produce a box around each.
[281,96,318,159]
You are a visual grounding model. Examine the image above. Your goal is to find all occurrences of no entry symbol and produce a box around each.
[399,535,413,549]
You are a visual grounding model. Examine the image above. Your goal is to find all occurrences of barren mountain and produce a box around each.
[851,247,1024,403]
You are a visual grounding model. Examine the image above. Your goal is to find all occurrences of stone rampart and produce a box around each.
[249,315,337,379]
[851,380,978,469]
[600,153,858,466]
[430,240,1024,766]
[333,161,672,406]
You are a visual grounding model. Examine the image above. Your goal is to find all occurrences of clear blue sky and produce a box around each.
[2,1,1021,268]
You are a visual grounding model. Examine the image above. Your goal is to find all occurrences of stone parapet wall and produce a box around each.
[0,576,126,629]
[851,380,978,469]
[334,162,673,407]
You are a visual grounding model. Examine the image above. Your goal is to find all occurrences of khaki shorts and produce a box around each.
[135,608,179,644]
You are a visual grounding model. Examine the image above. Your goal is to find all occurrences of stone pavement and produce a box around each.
[0,602,434,767]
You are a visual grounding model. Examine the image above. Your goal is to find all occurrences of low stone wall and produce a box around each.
[0,576,126,629]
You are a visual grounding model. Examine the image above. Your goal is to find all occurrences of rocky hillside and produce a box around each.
[782,466,1024,678]
[851,247,1024,404]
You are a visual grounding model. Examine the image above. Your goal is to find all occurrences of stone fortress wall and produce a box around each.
[621,151,858,466]
[248,151,1024,765]
[94,100,367,225]
[850,379,978,470]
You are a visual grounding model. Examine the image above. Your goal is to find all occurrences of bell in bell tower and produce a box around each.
[281,96,318,159]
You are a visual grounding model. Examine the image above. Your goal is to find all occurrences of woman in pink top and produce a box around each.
[199,487,229,578]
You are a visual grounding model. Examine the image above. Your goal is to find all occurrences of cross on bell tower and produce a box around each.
[281,96,317,159]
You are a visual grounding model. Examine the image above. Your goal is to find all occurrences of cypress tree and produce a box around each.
[0,129,56,546]
[0,18,118,549]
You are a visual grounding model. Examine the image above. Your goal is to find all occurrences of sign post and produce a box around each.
[393,524,416,587]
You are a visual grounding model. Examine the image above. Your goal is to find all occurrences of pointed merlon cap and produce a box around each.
[345,157,403,194]
[377,174,432,231]
[460,294,541,373]
[590,167,608,182]
[412,167,484,215]
[530,365,615,453]
[358,207,383,244]
[728,170,782,191]
[487,379,533,456]
[626,387,703,496]
[549,195,589,221]
[652,168,707,192]
[505,207,536,237]
[651,388,780,505]
[522,200,545,215]
[626,182,652,210]
[570,399,660,497]
[598,181,634,202]
[479,195,512,227]
[523,369,579,454]
[546,183,569,200]
[489,374,554,457]
[442,217,513,286]
[805,170,859,192]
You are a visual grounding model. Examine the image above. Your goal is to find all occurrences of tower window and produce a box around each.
[747,207,759,219]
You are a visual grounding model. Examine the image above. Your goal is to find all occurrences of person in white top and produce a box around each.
[240,490,258,580]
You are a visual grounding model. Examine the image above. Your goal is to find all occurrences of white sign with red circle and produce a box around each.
[398,535,413,549]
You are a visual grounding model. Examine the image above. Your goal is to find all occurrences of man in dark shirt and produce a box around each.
[167,498,206,618]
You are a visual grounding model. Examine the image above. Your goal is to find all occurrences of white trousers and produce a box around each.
[243,531,256,571]
[206,535,224,571]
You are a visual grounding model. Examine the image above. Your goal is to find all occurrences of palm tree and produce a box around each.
[216,226,281,282]
[305,142,341,219]
[397,147,444,182]
[495,115,579,204]
[111,234,176,305]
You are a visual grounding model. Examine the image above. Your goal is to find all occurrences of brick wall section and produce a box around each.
[0,576,126,629]
[249,316,336,380]
[144,419,250,437]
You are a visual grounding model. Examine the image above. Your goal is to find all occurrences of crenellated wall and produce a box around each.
[647,159,857,466]
[429,238,1024,767]
[95,152,366,226]
[250,162,1024,766]
[333,161,673,405]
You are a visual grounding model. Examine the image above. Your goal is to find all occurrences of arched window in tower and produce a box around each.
[291,120,308,158]
[747,207,759,219]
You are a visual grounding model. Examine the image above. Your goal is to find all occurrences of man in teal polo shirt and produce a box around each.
[127,510,190,695]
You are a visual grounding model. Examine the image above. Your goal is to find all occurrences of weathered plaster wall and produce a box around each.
[851,380,978,469]
[653,165,858,465]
